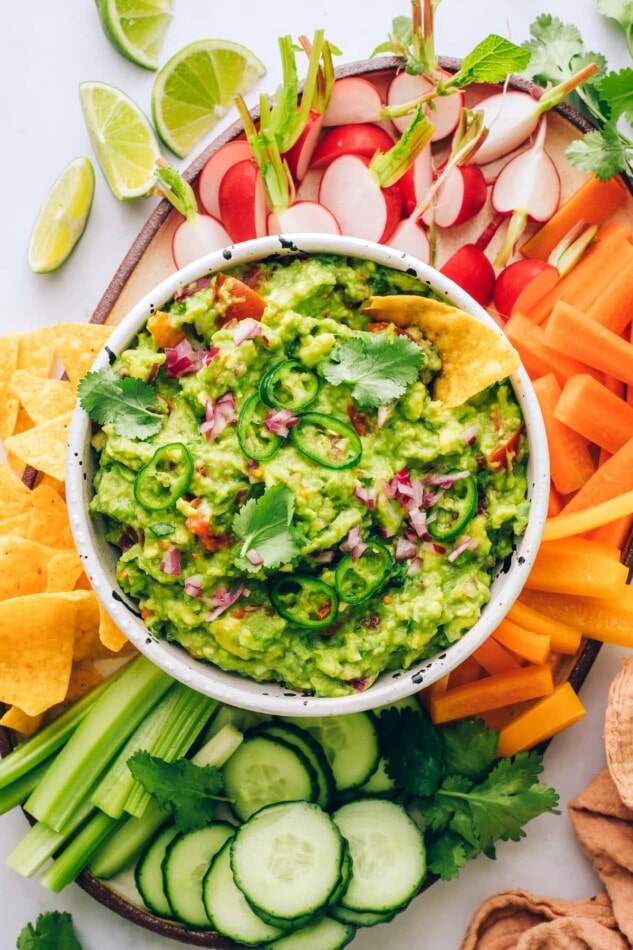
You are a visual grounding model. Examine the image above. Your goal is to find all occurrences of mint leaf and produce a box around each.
[376,706,443,797]
[232,483,302,571]
[450,35,531,87]
[566,125,631,181]
[321,332,422,408]
[441,718,498,781]
[78,366,163,440]
[600,68,633,122]
[17,911,82,950]
[127,751,227,831]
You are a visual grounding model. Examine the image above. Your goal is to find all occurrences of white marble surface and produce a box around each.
[1,1,631,947]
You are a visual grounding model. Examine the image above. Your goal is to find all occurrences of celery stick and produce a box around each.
[88,723,243,879]
[40,811,120,892]
[201,703,262,743]
[0,670,124,789]
[25,656,172,832]
[5,799,94,877]
[0,759,51,816]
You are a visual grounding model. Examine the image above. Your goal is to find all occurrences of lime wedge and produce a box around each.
[95,0,174,71]
[27,157,95,274]
[151,39,266,158]
[79,81,161,199]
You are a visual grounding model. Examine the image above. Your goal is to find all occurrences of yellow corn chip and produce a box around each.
[11,405,34,435]
[0,535,56,600]
[98,602,130,653]
[54,322,112,390]
[3,411,73,482]
[69,590,124,660]
[16,326,55,377]
[65,659,103,702]
[0,511,32,539]
[27,483,74,549]
[46,550,84,592]
[0,705,44,736]
[0,462,32,518]
[362,295,520,408]
[34,472,66,499]
[10,370,76,426]
[0,334,20,440]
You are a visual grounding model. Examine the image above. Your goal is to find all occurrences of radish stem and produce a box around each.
[370,104,434,187]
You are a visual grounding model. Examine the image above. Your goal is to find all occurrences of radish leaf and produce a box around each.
[449,35,531,87]
[320,332,422,408]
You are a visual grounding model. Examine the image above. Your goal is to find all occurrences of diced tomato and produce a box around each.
[147,311,186,349]
[214,274,266,323]
[185,511,232,552]
[486,425,524,469]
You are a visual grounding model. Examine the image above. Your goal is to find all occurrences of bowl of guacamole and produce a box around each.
[67,234,549,716]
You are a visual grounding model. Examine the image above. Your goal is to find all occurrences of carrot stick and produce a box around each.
[562,436,633,514]
[554,374,633,454]
[544,301,633,386]
[429,665,554,725]
[508,600,581,655]
[532,374,596,495]
[447,654,483,689]
[547,484,564,518]
[524,543,629,596]
[588,516,633,551]
[505,314,602,385]
[519,588,633,647]
[495,682,586,757]
[586,267,633,336]
[473,636,522,675]
[418,672,450,710]
[543,489,633,540]
[520,176,628,261]
[540,536,622,561]
[491,619,551,665]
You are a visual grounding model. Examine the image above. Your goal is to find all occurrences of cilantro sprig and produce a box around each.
[320,332,423,408]
[232,483,303,572]
[17,911,82,950]
[127,751,229,831]
[78,365,163,440]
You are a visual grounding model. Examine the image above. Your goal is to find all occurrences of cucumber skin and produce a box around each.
[250,721,335,810]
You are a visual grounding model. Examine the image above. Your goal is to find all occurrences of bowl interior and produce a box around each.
[67,233,549,716]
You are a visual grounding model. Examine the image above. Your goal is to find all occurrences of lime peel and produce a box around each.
[95,0,174,70]
[27,157,95,274]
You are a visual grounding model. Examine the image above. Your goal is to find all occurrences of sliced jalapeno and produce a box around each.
[134,442,193,512]
[236,393,283,462]
[270,574,339,630]
[335,541,393,605]
[260,359,319,411]
[289,412,362,470]
[427,472,478,541]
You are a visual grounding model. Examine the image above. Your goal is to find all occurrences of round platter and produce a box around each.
[2,54,633,948]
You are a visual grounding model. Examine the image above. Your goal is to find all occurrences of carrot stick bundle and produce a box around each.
[544,301,633,385]
[491,619,551,665]
[507,600,581,655]
[524,542,629,596]
[561,437,633,514]
[496,682,586,758]
[519,588,633,647]
[532,374,596,495]
[429,665,554,725]
[554,374,633,454]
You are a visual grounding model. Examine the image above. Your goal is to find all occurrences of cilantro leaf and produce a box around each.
[598,0,633,40]
[232,483,303,571]
[440,718,498,781]
[78,366,163,440]
[566,124,631,181]
[600,68,633,123]
[321,332,422,408]
[127,751,228,831]
[376,706,443,798]
[426,829,470,880]
[17,911,82,950]
[450,35,531,87]
[521,14,585,86]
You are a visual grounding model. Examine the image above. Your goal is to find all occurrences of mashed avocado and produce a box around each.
[89,254,530,697]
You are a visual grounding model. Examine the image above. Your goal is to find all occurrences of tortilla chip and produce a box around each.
[11,405,34,435]
[98,602,130,653]
[0,535,56,600]
[46,550,84,592]
[54,322,113,390]
[68,590,124,660]
[0,705,44,736]
[10,369,76,426]
[16,326,56,377]
[65,659,103,702]
[0,334,20,440]
[362,295,520,408]
[3,411,73,481]
[34,471,66,499]
[27,483,74,549]
[0,511,32,539]
[0,593,76,715]
[0,462,32,518]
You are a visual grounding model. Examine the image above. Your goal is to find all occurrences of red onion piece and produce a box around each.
[200,392,236,441]
[205,581,248,621]
[184,573,204,597]
[462,423,479,445]
[447,536,479,562]
[264,408,299,438]
[174,276,212,302]
[231,318,262,346]
[354,485,377,509]
[340,525,367,562]
[395,537,418,561]
[311,549,335,564]
[165,339,218,377]
[246,549,264,566]
[424,470,471,488]
[408,507,427,537]
[159,546,181,576]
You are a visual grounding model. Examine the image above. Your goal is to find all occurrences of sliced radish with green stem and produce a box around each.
[386,214,431,263]
[218,158,267,244]
[310,123,395,170]
[281,33,335,181]
[198,140,252,219]
[421,162,487,228]
[398,144,433,217]
[323,76,383,126]
[387,70,463,141]
[440,211,506,307]
[154,164,231,269]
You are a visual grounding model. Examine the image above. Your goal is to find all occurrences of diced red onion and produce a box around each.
[424,470,471,488]
[340,525,367,562]
[376,404,395,429]
[174,276,212,302]
[200,392,236,442]
[354,485,377,509]
[395,537,418,561]
[408,507,427,537]
[159,546,181,576]
[421,541,446,555]
[381,478,397,500]
[231,318,262,346]
[264,408,299,438]
[184,573,204,597]
[246,549,264,566]
[205,581,249,621]
[447,536,479,562]
[422,488,444,508]
[311,550,335,564]
[165,338,218,377]
[401,478,424,511]
[407,556,423,575]
[462,423,479,445]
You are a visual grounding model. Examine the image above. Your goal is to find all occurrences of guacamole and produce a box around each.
[88,254,530,697]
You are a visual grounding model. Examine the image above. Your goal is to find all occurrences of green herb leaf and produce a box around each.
[232,483,303,571]
[321,332,422,408]
[440,718,499,781]
[597,0,633,40]
[521,14,585,86]
[78,366,163,440]
[450,35,531,87]
[17,911,82,950]
[376,706,443,797]
[600,68,633,122]
[127,751,227,831]
[566,124,631,181]
[426,829,470,880]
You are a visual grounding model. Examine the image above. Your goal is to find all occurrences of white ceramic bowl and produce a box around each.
[67,234,549,717]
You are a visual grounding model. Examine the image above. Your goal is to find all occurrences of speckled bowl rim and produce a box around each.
[66,232,549,716]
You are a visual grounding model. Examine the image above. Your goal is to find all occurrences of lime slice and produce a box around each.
[27,157,95,274]
[95,0,173,71]
[79,81,161,199]
[152,39,266,158]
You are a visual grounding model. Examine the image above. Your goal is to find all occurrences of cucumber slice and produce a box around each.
[134,825,180,918]
[253,721,335,810]
[203,840,286,946]
[356,757,397,797]
[266,914,356,949]
[329,903,397,927]
[284,713,379,792]
[231,801,345,924]
[163,822,235,927]
[223,734,318,821]
[332,798,426,914]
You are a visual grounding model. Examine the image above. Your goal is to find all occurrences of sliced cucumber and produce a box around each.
[222,734,318,821]
[332,798,426,915]
[253,721,335,810]
[356,756,397,797]
[231,801,345,925]
[284,712,379,792]
[163,822,235,927]
[134,825,180,919]
[203,839,285,946]
[327,843,352,908]
[266,914,356,949]
[329,903,397,927]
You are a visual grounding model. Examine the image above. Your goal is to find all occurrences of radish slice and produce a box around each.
[172,214,231,269]
[267,200,341,235]
[469,91,540,166]
[440,244,496,308]
[386,215,431,263]
[218,159,267,244]
[283,111,324,182]
[310,122,395,170]
[198,140,252,218]
[387,70,463,141]
[319,154,402,243]
[323,76,383,125]
[398,146,433,218]
[421,164,487,229]
[493,259,557,319]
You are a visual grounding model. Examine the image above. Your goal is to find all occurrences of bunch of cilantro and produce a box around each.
[521,4,633,181]
[376,706,559,881]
